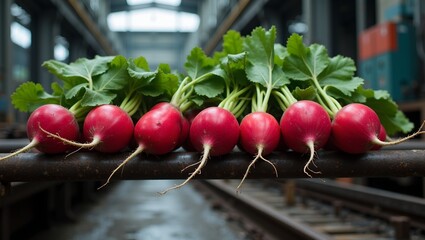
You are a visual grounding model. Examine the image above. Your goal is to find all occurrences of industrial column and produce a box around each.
[0,0,13,123]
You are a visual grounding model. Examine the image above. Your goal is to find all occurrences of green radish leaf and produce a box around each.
[223,30,244,54]
[93,55,129,91]
[213,30,245,62]
[132,56,150,70]
[283,42,329,81]
[292,86,317,100]
[80,88,116,107]
[318,56,360,96]
[140,64,179,97]
[51,82,63,96]
[286,33,307,57]
[244,26,287,88]
[274,43,288,66]
[364,97,413,135]
[388,111,415,134]
[127,57,156,86]
[42,56,113,90]
[194,75,225,98]
[191,96,204,107]
[184,47,217,80]
[319,55,356,81]
[11,82,59,112]
[220,53,249,86]
[325,77,364,98]
[42,60,86,90]
[65,83,87,100]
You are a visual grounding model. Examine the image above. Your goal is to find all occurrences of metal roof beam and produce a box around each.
[110,2,198,13]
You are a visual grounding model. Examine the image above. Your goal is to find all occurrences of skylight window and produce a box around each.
[126,0,181,6]
[11,22,31,48]
[107,8,199,32]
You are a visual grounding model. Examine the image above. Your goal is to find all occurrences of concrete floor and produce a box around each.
[30,180,247,240]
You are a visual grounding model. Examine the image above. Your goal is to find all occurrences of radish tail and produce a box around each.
[0,139,39,161]
[236,146,278,192]
[159,144,212,195]
[39,126,101,149]
[303,140,320,178]
[180,161,202,173]
[236,148,261,192]
[372,121,425,146]
[98,146,144,190]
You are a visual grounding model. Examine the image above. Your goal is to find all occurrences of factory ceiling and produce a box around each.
[107,0,202,71]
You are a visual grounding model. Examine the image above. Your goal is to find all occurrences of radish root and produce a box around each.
[180,161,202,173]
[0,139,39,161]
[303,140,321,178]
[98,146,144,190]
[372,120,425,146]
[39,126,101,149]
[236,146,278,192]
[159,144,212,195]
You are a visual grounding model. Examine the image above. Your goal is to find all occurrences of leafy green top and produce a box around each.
[282,33,412,134]
[9,27,413,135]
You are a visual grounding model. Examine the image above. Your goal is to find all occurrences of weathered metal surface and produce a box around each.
[0,149,424,182]
[0,139,29,153]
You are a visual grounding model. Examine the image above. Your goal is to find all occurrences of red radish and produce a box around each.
[371,124,387,150]
[331,103,424,154]
[159,107,240,194]
[99,103,184,188]
[280,100,332,177]
[176,116,190,149]
[181,109,201,151]
[190,107,239,155]
[150,102,189,149]
[237,112,280,189]
[134,104,183,155]
[0,104,79,160]
[42,105,134,153]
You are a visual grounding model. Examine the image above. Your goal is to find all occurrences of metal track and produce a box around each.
[0,148,425,182]
[194,179,425,240]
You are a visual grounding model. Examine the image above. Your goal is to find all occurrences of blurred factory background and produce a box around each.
[1,0,425,126]
[1,1,425,240]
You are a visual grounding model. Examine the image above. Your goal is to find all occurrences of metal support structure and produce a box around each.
[68,36,88,62]
[0,0,13,123]
[204,0,251,55]
[0,150,424,182]
[30,9,57,89]
[302,0,332,54]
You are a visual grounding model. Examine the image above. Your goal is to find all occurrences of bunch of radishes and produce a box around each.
[1,26,421,193]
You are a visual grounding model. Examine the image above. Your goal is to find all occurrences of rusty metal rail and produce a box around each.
[0,149,424,182]
[294,179,425,230]
[194,180,331,240]
[195,179,425,240]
